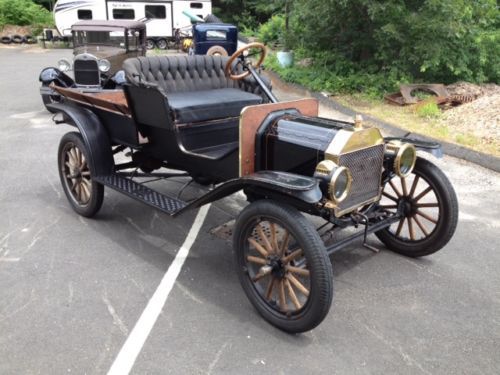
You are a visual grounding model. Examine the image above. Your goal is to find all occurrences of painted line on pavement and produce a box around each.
[107,204,211,375]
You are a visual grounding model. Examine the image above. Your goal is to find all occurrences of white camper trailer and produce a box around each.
[54,0,212,48]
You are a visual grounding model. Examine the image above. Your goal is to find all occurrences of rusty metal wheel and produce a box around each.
[234,200,333,333]
[58,132,104,217]
[376,158,458,257]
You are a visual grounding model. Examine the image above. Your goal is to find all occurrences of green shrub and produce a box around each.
[416,102,441,119]
[257,15,285,46]
[0,0,53,30]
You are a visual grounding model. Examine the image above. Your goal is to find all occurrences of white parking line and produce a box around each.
[107,204,211,375]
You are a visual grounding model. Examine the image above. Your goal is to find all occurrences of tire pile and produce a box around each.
[1,34,36,44]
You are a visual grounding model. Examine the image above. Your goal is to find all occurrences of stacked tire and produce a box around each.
[1,34,36,44]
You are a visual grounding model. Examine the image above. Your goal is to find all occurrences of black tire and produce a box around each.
[1,35,12,44]
[58,132,104,217]
[156,38,168,49]
[24,35,34,44]
[375,157,458,257]
[206,45,228,56]
[12,34,24,44]
[41,83,60,113]
[233,200,333,333]
[204,14,223,23]
[146,38,155,50]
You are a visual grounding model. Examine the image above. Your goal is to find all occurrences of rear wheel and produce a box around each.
[233,200,333,333]
[206,45,228,56]
[156,38,168,49]
[375,157,458,257]
[58,132,104,217]
[146,38,155,50]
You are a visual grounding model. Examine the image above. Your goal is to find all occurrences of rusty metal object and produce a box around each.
[385,84,450,106]
[239,99,319,176]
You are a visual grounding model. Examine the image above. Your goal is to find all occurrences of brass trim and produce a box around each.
[325,128,384,163]
[329,166,352,204]
[386,141,417,178]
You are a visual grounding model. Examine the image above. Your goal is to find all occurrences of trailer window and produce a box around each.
[190,3,203,8]
[113,9,135,19]
[77,9,92,20]
[145,5,166,19]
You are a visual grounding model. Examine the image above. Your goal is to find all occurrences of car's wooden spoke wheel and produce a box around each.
[376,158,458,257]
[58,132,104,217]
[63,143,92,205]
[234,200,333,333]
[245,220,311,314]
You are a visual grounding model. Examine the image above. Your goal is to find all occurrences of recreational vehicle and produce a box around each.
[54,0,212,48]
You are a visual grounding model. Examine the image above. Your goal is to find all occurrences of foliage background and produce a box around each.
[214,0,499,95]
[0,0,53,31]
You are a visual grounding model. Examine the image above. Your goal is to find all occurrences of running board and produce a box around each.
[95,174,187,215]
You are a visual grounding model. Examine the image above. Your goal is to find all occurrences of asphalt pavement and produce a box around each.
[0,46,499,375]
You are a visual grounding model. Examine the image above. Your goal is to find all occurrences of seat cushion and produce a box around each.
[167,88,262,124]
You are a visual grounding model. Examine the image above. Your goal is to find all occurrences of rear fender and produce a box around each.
[177,171,322,215]
[47,103,114,176]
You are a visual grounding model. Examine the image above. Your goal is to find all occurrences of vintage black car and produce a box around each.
[192,23,238,56]
[45,43,458,333]
[39,20,146,112]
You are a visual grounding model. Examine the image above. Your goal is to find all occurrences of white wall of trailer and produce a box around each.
[53,0,212,37]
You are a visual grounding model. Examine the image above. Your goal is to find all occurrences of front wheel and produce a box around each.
[375,157,458,257]
[233,200,333,333]
[41,83,61,113]
[58,132,104,217]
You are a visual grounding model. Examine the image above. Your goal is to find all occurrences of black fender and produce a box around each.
[47,102,114,176]
[39,67,75,87]
[176,170,322,215]
[385,137,443,158]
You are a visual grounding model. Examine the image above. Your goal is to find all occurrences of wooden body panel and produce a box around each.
[239,99,319,176]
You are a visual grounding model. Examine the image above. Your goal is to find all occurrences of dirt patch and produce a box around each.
[0,25,33,37]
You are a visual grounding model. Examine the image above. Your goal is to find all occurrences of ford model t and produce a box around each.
[39,20,146,112]
[45,43,458,333]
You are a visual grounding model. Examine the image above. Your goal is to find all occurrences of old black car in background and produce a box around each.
[44,43,459,333]
[192,22,238,56]
[39,20,146,112]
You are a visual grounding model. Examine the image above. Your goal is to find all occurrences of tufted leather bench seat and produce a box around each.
[122,55,269,124]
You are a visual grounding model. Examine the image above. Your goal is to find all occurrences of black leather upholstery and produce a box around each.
[168,88,262,123]
[123,55,270,123]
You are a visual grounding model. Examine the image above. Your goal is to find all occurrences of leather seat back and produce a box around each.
[123,55,240,93]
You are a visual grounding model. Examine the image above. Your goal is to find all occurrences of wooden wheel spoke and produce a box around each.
[416,202,439,208]
[247,255,267,265]
[284,279,301,310]
[408,217,416,241]
[401,177,408,197]
[282,248,303,264]
[265,277,275,301]
[382,191,399,202]
[252,266,272,282]
[409,175,420,197]
[81,182,90,202]
[269,222,279,253]
[279,230,290,257]
[286,273,310,297]
[413,215,429,237]
[81,171,91,177]
[279,280,287,312]
[395,217,405,237]
[256,223,274,253]
[248,237,268,258]
[389,180,402,198]
[416,210,438,224]
[285,265,310,277]
[414,186,432,202]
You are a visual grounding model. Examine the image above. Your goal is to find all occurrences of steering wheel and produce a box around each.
[225,42,266,80]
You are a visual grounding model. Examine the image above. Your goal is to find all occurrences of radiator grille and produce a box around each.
[337,144,385,213]
[74,59,100,86]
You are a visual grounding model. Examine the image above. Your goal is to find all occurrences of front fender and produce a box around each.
[176,170,322,215]
[46,102,114,177]
[39,67,75,87]
[385,137,443,158]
